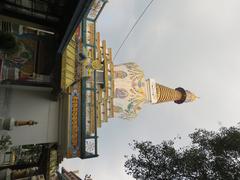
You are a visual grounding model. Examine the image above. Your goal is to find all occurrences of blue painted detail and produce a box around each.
[72,148,78,157]
[79,3,103,157]
[86,43,95,48]
[94,70,98,155]
[81,77,87,158]
[86,87,94,91]
[79,53,87,60]
[79,77,99,159]
[68,94,72,150]
[69,91,82,156]
[77,93,81,151]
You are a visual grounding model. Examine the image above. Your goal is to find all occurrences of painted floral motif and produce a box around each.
[113,106,123,113]
[85,139,95,154]
[6,35,35,66]
[114,63,147,120]
[120,101,143,119]
[131,77,145,96]
[114,70,127,79]
[115,88,128,98]
[125,63,144,80]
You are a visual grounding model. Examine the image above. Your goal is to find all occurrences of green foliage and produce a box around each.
[0,134,12,152]
[124,124,240,180]
[13,144,43,165]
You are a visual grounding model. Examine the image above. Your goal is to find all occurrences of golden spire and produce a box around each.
[185,90,199,102]
[155,83,197,104]
[156,84,182,103]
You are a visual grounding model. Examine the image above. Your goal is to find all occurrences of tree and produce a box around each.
[124,124,240,180]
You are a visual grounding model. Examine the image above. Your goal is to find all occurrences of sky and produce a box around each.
[61,0,240,179]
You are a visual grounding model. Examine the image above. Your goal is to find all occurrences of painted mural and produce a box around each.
[5,34,36,66]
[1,33,55,81]
[115,88,128,98]
[113,63,147,119]
[1,34,37,81]
[114,70,127,79]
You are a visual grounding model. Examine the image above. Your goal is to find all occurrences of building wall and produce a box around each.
[0,86,58,145]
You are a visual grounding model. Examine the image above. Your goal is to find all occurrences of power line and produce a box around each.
[113,0,155,60]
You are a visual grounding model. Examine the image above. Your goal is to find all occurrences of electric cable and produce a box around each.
[113,0,155,60]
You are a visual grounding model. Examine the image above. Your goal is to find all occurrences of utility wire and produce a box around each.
[113,0,155,60]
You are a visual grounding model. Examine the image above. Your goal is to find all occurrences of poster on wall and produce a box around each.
[6,34,37,81]
[0,32,55,83]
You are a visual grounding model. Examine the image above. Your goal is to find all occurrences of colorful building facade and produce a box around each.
[0,0,197,164]
[60,0,197,160]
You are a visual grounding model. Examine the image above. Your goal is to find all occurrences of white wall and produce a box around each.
[0,86,59,146]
